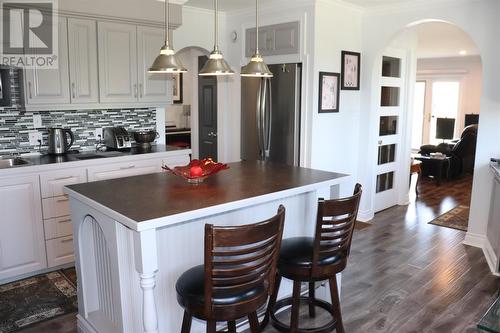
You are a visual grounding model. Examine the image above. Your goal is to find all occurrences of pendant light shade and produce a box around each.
[148,0,187,73]
[241,0,273,78]
[199,0,235,76]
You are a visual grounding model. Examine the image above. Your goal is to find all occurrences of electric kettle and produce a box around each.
[47,128,75,155]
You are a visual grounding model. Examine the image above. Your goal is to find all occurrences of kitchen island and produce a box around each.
[65,161,350,333]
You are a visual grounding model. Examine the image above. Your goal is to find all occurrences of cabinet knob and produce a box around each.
[71,82,76,99]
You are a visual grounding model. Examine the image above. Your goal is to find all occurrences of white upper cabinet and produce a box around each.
[98,22,139,103]
[137,26,170,103]
[24,18,71,105]
[67,18,99,104]
[0,175,46,281]
[245,21,300,57]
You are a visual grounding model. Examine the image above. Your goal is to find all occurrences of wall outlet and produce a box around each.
[28,131,42,146]
[32,114,42,128]
[95,128,103,139]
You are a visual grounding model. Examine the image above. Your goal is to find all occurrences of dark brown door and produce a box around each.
[198,56,218,160]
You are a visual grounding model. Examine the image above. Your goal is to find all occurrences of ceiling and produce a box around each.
[415,22,479,59]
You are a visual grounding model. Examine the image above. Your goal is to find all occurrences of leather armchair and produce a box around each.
[419,124,478,179]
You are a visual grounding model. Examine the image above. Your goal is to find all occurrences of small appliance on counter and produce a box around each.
[133,130,159,149]
[103,127,132,150]
[47,127,75,155]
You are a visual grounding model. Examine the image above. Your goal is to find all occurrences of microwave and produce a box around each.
[0,68,12,107]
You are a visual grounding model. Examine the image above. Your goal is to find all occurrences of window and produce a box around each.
[430,81,460,144]
[412,81,426,150]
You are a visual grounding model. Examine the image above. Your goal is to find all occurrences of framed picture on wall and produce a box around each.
[172,73,183,104]
[318,72,340,113]
[341,51,361,90]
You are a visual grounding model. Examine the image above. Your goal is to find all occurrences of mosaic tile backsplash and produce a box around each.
[0,68,157,154]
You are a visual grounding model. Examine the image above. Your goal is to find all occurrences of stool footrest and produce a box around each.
[270,296,337,333]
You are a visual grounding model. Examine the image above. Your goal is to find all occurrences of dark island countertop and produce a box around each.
[65,161,349,230]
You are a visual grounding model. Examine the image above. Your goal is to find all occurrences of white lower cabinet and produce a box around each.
[0,175,46,281]
[2,151,190,279]
[87,159,162,181]
[46,236,74,267]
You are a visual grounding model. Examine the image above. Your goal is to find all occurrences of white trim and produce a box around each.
[463,231,485,248]
[463,232,500,276]
[23,103,170,112]
[363,0,472,16]
[357,209,374,222]
[77,315,98,333]
[483,237,500,276]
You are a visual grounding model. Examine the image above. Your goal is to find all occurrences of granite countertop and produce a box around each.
[0,145,190,175]
[19,144,183,166]
[65,161,349,224]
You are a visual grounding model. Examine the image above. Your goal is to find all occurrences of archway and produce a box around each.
[164,46,210,159]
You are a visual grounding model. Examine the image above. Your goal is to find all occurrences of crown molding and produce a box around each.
[182,5,228,18]
[315,0,365,14]
[363,0,473,16]
[226,0,315,17]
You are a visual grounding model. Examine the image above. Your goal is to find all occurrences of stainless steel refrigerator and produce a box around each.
[241,63,301,166]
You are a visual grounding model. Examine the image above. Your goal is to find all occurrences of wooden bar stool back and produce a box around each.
[176,205,285,333]
[267,184,362,333]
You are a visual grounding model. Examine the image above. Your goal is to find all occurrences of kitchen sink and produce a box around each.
[0,158,31,169]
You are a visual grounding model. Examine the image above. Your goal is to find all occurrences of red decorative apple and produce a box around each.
[189,165,203,178]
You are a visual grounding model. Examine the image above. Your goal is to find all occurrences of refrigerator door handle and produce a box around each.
[264,78,272,159]
[256,78,265,160]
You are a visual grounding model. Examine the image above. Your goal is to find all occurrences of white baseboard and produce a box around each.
[463,232,500,276]
[463,232,486,248]
[77,315,98,333]
[357,209,374,222]
[483,238,500,277]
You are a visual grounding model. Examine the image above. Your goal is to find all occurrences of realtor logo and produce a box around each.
[1,0,58,68]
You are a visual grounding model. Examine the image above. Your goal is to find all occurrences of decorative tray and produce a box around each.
[162,158,229,184]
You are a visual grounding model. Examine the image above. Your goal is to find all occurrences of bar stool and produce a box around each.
[176,206,285,333]
[267,184,362,333]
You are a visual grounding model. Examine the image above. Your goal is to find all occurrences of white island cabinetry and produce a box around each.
[66,162,350,333]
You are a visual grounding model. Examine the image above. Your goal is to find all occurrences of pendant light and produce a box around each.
[148,0,187,73]
[199,0,235,76]
[241,0,273,77]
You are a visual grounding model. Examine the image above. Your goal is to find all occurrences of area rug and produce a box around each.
[428,205,470,231]
[0,268,77,333]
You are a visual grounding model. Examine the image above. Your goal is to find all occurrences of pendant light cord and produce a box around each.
[214,0,219,52]
[255,0,259,55]
[165,0,170,47]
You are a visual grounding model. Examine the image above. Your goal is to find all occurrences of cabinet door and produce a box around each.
[98,22,138,103]
[0,175,46,280]
[87,159,162,182]
[137,26,170,103]
[67,18,99,104]
[24,18,70,105]
[271,21,300,56]
[245,27,272,57]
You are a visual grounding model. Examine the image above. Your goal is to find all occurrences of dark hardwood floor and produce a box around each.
[19,175,499,333]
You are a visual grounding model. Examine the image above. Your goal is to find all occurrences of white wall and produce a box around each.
[417,55,482,135]
[358,0,500,254]
[311,0,363,197]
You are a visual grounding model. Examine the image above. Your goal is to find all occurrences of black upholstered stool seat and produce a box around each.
[176,265,266,309]
[279,237,342,267]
